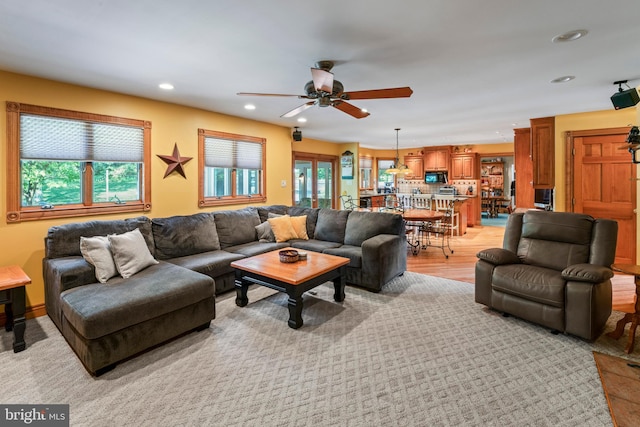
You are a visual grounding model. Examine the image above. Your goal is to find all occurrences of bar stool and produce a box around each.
[433,195,459,236]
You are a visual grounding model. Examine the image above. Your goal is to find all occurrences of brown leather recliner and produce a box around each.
[475,210,618,341]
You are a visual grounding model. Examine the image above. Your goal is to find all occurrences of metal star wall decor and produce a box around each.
[157,143,193,178]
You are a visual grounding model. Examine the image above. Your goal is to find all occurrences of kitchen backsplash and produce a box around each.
[397,179,478,195]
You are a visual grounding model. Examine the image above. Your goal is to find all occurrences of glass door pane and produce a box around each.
[294,160,313,207]
[317,161,332,208]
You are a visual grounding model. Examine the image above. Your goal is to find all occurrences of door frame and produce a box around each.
[564,126,636,263]
[292,151,338,209]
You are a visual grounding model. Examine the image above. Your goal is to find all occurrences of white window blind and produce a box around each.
[360,157,372,168]
[20,114,144,162]
[204,136,262,170]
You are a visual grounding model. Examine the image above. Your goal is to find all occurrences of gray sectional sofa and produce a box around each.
[43,205,406,375]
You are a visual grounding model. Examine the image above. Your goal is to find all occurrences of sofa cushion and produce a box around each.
[492,264,566,308]
[46,216,153,259]
[225,241,289,257]
[60,262,214,340]
[166,250,246,278]
[214,207,261,248]
[80,235,118,283]
[257,205,289,223]
[152,212,220,259]
[344,211,404,247]
[314,209,350,243]
[109,229,159,278]
[290,239,342,252]
[322,245,362,268]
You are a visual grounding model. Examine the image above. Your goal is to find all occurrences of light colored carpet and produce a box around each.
[2,272,638,426]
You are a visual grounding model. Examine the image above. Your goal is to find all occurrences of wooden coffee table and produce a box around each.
[232,248,350,329]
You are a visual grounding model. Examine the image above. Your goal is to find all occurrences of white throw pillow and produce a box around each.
[80,235,118,283]
[108,228,158,278]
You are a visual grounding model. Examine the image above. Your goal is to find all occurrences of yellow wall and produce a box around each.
[0,70,298,311]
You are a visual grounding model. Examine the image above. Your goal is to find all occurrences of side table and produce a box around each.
[0,265,31,352]
[607,264,640,354]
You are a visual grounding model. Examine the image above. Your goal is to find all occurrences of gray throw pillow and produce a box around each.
[109,228,158,278]
[255,221,275,242]
[80,235,118,283]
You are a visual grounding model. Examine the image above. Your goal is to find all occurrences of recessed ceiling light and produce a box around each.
[551,75,575,83]
[552,29,588,43]
[158,83,174,90]
[297,117,307,123]
[244,104,256,110]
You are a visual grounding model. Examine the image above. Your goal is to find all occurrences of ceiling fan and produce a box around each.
[237,60,413,119]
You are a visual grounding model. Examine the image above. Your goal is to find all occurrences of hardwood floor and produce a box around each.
[406,224,636,312]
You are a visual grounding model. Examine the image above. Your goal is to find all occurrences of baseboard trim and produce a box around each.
[0,303,47,326]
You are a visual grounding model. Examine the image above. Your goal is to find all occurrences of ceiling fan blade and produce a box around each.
[281,101,316,118]
[342,87,413,100]
[332,101,370,119]
[237,92,305,97]
[311,68,334,93]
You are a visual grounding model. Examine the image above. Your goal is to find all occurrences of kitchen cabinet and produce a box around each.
[530,116,555,188]
[514,127,534,208]
[403,155,424,180]
[466,197,479,227]
[450,153,478,179]
[424,147,450,171]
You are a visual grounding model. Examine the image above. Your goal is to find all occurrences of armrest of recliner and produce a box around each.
[561,263,613,283]
[476,248,521,266]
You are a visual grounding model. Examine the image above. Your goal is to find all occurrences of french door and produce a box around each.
[293,153,337,208]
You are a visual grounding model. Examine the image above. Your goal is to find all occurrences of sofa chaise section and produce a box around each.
[43,216,216,375]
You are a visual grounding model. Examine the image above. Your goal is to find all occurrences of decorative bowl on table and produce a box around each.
[279,249,299,263]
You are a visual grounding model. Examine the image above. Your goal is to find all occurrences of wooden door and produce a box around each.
[568,127,635,264]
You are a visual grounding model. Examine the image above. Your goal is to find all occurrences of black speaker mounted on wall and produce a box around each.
[292,126,302,141]
[611,80,640,110]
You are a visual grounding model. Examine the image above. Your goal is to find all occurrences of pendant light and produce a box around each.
[385,128,412,175]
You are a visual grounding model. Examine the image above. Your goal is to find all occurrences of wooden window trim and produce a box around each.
[198,128,266,207]
[5,101,152,223]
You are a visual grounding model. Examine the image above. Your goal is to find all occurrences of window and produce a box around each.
[6,102,151,222]
[198,129,266,207]
[377,158,396,191]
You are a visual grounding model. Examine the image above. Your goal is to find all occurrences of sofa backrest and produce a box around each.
[314,208,351,243]
[152,212,220,260]
[213,207,261,248]
[344,211,404,246]
[512,210,613,271]
[257,205,289,223]
[45,216,154,259]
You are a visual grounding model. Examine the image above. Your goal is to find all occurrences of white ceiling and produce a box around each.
[1,0,639,149]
